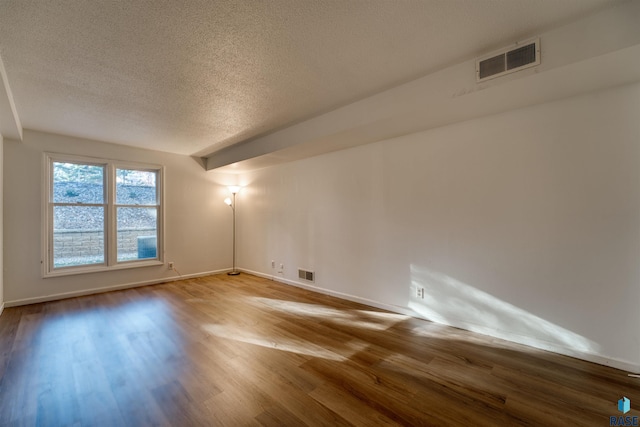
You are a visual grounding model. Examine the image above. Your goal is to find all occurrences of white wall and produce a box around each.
[0,133,3,315]
[3,130,233,304]
[238,82,640,371]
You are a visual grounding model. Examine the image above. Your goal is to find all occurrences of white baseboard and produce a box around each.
[0,302,4,317]
[241,268,640,374]
[415,312,640,374]
[4,269,230,308]
[244,268,419,315]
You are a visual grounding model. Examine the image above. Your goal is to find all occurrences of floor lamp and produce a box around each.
[224,186,242,275]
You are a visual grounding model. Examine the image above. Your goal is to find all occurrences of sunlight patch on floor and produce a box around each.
[247,296,403,331]
[201,323,346,361]
[353,310,408,322]
[249,297,351,319]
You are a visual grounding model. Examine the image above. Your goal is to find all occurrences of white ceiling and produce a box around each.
[0,0,619,157]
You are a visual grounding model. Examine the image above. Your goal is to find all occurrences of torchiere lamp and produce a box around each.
[224,186,242,275]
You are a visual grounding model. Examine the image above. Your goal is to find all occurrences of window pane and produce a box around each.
[116,169,157,205]
[117,207,158,261]
[53,206,105,268]
[53,162,104,204]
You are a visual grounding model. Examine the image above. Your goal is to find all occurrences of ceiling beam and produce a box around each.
[204,0,640,173]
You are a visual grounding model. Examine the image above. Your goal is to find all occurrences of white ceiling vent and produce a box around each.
[476,38,540,82]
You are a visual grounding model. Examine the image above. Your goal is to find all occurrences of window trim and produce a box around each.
[42,153,165,278]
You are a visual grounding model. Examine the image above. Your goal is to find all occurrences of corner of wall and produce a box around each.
[0,132,4,316]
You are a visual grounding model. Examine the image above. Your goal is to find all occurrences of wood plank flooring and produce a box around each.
[0,274,638,426]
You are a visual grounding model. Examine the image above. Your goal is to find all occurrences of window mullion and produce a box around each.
[107,163,116,266]
[51,203,105,207]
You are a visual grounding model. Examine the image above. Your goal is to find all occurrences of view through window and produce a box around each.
[115,168,159,262]
[48,156,162,274]
[52,162,106,268]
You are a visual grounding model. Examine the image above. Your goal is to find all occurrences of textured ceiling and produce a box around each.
[0,0,618,156]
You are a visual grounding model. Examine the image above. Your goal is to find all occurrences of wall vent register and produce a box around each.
[476,38,540,82]
[298,269,315,282]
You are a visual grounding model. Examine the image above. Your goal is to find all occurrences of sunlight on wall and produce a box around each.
[409,265,599,354]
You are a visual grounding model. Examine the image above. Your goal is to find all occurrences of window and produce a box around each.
[44,154,163,277]
[115,168,160,262]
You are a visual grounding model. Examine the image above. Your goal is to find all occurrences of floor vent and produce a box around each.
[298,269,315,282]
[476,38,540,82]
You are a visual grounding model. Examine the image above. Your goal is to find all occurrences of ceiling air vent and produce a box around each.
[476,38,540,82]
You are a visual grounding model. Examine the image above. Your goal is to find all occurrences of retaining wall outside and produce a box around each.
[53,228,156,257]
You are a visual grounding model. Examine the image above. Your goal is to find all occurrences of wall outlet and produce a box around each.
[278,263,284,273]
[416,287,424,299]
[271,260,275,268]
[168,262,174,270]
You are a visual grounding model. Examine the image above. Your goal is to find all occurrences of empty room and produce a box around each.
[1,0,640,425]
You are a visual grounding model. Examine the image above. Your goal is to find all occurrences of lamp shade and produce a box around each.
[224,197,232,206]
[227,185,242,194]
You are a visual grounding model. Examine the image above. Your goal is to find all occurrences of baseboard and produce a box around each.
[4,268,230,308]
[400,303,640,371]
[413,311,640,374]
[0,302,4,317]
[241,268,640,374]
[243,268,419,316]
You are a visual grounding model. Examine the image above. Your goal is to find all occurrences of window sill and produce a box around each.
[43,259,165,278]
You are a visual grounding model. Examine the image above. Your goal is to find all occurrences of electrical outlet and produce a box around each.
[278,263,284,273]
[271,260,275,268]
[416,287,424,299]
[168,262,174,270]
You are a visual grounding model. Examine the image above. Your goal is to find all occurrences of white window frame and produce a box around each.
[43,153,165,277]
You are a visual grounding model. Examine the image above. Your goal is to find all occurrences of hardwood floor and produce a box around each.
[0,274,638,426]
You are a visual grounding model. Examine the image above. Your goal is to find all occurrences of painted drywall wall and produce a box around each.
[0,133,3,315]
[237,82,640,371]
[3,130,233,304]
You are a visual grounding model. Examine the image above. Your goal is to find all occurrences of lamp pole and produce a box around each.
[229,191,239,275]
[225,186,241,276]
